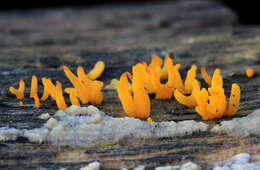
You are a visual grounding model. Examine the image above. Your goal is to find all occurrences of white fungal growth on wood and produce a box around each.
[211,109,260,136]
[0,105,208,147]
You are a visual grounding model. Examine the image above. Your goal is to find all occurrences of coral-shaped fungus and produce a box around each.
[41,78,68,110]
[87,61,105,80]
[133,54,184,99]
[30,75,38,98]
[117,65,151,120]
[173,65,200,107]
[201,67,211,86]
[64,66,103,105]
[55,81,67,110]
[173,79,200,108]
[33,94,40,108]
[246,68,254,78]
[9,80,25,100]
[192,69,240,120]
[41,78,56,101]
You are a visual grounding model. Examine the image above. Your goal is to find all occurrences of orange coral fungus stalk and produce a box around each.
[64,66,103,105]
[41,78,56,101]
[68,88,80,106]
[87,61,105,80]
[9,80,25,99]
[174,79,200,108]
[246,68,254,78]
[173,65,200,107]
[33,94,40,108]
[117,66,150,120]
[150,55,176,99]
[193,69,240,120]
[201,67,211,86]
[184,65,197,94]
[30,75,38,98]
[55,81,67,110]
[148,54,169,81]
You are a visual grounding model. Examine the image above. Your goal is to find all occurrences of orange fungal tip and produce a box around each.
[30,75,38,98]
[184,65,197,94]
[224,83,240,117]
[246,68,254,78]
[33,94,40,108]
[211,68,223,88]
[64,65,104,105]
[126,72,133,81]
[9,80,25,99]
[192,70,240,120]
[117,69,150,119]
[55,81,67,110]
[68,88,80,106]
[41,78,56,100]
[201,67,211,86]
[19,101,23,107]
[87,61,105,80]
[147,117,152,123]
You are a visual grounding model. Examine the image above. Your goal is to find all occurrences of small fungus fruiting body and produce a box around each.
[117,66,150,119]
[184,65,197,94]
[174,79,200,108]
[9,80,25,99]
[149,55,176,99]
[201,67,211,86]
[87,61,105,80]
[41,78,56,101]
[246,68,254,78]
[224,83,240,117]
[33,94,40,108]
[30,75,38,98]
[147,117,153,123]
[55,81,67,110]
[64,66,104,105]
[192,69,241,120]
[19,101,23,107]
[68,88,80,106]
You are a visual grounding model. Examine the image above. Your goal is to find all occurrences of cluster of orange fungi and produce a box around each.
[9,54,243,121]
[9,61,105,110]
[117,54,241,121]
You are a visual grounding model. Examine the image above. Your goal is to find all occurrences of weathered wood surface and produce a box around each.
[1,0,260,169]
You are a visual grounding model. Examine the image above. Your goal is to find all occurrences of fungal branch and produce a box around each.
[193,69,240,120]
[64,65,104,105]
[9,80,25,100]
[9,61,105,110]
[173,65,200,107]
[8,54,241,121]
[117,65,151,120]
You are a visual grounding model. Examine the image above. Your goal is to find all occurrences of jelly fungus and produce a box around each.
[30,75,38,98]
[117,66,150,119]
[9,80,25,99]
[148,54,169,81]
[68,88,80,106]
[246,68,254,78]
[87,61,105,80]
[64,66,103,105]
[147,117,153,124]
[33,94,40,108]
[19,101,23,107]
[193,69,240,120]
[150,55,175,99]
[184,65,198,94]
[41,78,56,101]
[174,79,200,108]
[201,67,211,86]
[55,81,67,110]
